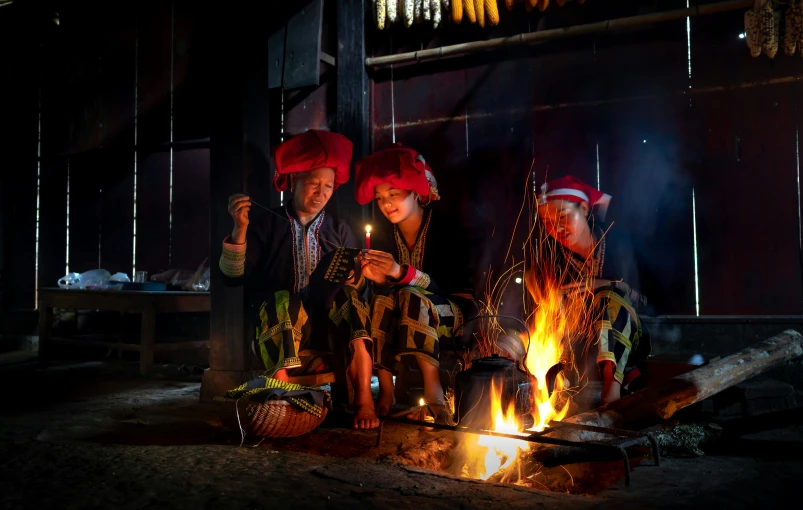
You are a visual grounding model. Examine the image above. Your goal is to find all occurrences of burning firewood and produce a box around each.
[528,330,803,464]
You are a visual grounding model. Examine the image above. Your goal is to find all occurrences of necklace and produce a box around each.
[596,237,606,277]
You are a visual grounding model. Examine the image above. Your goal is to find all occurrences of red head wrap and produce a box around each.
[273,129,353,193]
[537,175,612,221]
[354,143,441,205]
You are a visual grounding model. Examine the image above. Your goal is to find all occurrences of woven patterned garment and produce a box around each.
[370,285,463,372]
[226,376,330,417]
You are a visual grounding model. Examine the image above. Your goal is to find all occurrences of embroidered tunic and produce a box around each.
[219,202,356,302]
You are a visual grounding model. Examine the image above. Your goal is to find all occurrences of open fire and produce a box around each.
[454,247,591,484]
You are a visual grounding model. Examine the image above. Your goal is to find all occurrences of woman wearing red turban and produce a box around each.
[355,144,477,424]
[536,175,651,405]
[220,129,379,430]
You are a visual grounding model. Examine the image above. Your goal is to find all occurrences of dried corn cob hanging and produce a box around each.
[475,0,485,27]
[505,0,515,10]
[415,0,423,23]
[464,0,476,23]
[387,0,397,24]
[452,0,463,23]
[760,0,779,58]
[432,0,442,27]
[786,0,803,56]
[376,0,387,29]
[423,0,431,21]
[485,0,499,25]
[539,0,550,12]
[403,0,414,26]
[744,5,762,57]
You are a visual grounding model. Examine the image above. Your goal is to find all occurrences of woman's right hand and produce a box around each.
[228,194,251,244]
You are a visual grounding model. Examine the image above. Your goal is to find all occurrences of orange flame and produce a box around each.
[460,382,529,481]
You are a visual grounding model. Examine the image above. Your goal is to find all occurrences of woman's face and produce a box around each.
[537,199,592,253]
[292,167,335,216]
[374,183,420,224]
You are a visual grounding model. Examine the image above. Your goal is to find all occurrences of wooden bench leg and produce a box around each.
[140,306,156,376]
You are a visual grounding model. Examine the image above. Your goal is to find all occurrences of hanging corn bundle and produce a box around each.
[744,3,762,57]
[403,0,414,26]
[432,0,442,27]
[785,0,803,56]
[377,0,586,29]
[760,0,780,58]
[387,0,398,24]
[463,0,476,23]
[478,0,488,27]
[453,0,463,23]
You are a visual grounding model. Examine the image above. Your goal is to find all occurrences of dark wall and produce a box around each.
[369,0,803,316]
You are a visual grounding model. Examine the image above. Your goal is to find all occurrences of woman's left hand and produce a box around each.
[362,250,403,280]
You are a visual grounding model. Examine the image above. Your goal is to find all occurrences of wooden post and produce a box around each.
[201,4,271,401]
[336,0,369,229]
[543,330,803,447]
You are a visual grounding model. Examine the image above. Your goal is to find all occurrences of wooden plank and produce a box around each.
[171,148,210,271]
[596,97,696,315]
[100,149,135,275]
[136,0,171,151]
[283,0,324,90]
[98,6,136,150]
[692,85,802,314]
[67,151,103,273]
[173,0,212,142]
[38,158,69,290]
[1,47,38,310]
[135,152,171,274]
[268,24,286,89]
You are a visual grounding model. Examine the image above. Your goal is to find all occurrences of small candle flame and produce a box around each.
[418,398,425,407]
[365,225,372,234]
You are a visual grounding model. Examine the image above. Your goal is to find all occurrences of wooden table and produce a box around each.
[38,288,211,376]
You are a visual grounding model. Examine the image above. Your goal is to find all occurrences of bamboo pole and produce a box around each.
[365,0,754,68]
[549,330,803,444]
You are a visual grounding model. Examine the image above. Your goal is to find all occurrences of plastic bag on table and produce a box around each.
[78,269,112,290]
[186,258,210,291]
[58,272,81,289]
[108,272,131,290]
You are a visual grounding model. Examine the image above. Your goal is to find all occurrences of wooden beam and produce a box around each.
[365,0,754,68]
[320,51,336,67]
[546,330,803,445]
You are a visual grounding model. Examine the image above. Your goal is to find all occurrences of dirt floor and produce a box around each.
[1,359,802,510]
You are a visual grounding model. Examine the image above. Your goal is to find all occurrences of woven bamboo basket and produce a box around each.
[230,398,329,439]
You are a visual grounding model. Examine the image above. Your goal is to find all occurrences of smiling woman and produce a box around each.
[218,129,380,430]
[355,143,478,424]
[536,176,651,407]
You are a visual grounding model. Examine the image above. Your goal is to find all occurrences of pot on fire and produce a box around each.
[453,354,533,430]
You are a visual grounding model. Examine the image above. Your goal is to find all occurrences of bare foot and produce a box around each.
[271,368,290,382]
[353,403,380,430]
[376,390,394,417]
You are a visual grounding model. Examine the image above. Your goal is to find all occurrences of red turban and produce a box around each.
[354,143,441,205]
[273,129,353,193]
[537,175,612,221]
